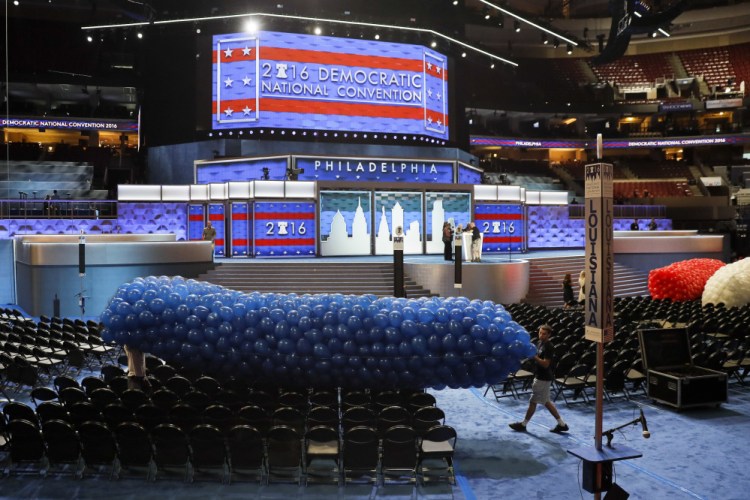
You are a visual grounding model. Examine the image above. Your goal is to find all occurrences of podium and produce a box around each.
[567,444,642,494]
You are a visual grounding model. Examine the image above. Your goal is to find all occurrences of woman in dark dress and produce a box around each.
[562,273,575,308]
[442,222,453,261]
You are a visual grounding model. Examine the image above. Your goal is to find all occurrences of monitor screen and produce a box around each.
[211,30,449,140]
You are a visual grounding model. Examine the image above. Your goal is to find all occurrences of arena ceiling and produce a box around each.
[3,0,750,113]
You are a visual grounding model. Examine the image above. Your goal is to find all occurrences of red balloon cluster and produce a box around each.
[648,258,725,301]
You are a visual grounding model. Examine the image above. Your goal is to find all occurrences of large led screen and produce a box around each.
[254,201,316,257]
[212,31,449,140]
[474,203,525,253]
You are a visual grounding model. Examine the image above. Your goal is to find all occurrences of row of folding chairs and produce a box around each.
[2,417,457,486]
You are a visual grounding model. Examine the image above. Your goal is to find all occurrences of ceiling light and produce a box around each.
[461,52,466,58]
[244,18,260,33]
[86,35,93,42]
[81,9,519,68]
[136,32,143,39]
[430,40,437,48]
[374,33,380,40]
[514,20,521,32]
[476,0,578,46]
[567,43,573,54]
[314,26,322,35]
[657,28,671,37]
[542,34,548,44]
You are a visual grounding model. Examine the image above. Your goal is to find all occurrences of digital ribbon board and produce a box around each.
[212,31,449,140]
[254,201,316,257]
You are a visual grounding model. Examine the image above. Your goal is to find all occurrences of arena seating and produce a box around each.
[614,180,690,199]
[589,53,672,91]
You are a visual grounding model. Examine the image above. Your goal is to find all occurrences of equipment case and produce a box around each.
[637,328,727,409]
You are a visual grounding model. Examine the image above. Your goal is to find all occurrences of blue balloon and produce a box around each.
[502,327,518,344]
[401,319,419,338]
[388,310,403,327]
[457,335,474,352]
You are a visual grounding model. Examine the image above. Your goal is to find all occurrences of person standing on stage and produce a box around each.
[442,222,454,261]
[509,324,569,434]
[630,219,640,230]
[648,218,658,230]
[469,222,481,262]
[202,221,216,249]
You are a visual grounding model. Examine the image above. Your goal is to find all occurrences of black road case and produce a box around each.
[638,328,727,409]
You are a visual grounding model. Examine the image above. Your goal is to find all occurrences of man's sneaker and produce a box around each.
[550,423,569,433]
[509,422,527,432]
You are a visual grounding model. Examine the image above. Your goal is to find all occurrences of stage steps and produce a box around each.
[196,262,435,298]
[524,255,650,308]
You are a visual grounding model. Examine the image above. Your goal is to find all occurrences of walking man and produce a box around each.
[509,324,569,433]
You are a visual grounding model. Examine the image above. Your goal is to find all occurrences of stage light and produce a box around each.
[244,18,260,33]
[490,62,495,69]
[136,32,143,39]
[567,43,573,54]
[651,31,658,38]
[553,38,560,48]
[658,27,671,37]
[483,8,491,20]
[634,11,643,18]
[195,28,201,34]
[13,0,19,6]
[514,20,520,32]
[374,33,380,40]
[497,15,504,28]
[314,26,322,35]
[461,52,466,57]
[431,40,437,48]
[542,34,548,44]
[86,35,93,42]
[453,0,458,5]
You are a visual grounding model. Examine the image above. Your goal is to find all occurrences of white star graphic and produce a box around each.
[426,62,432,70]
[436,93,442,100]
[242,46,252,56]
[224,107,234,117]
[224,77,234,87]
[223,48,233,59]
[242,75,252,86]
[436,66,442,74]
[242,106,253,116]
[437,119,443,126]
[427,89,433,98]
[427,117,433,124]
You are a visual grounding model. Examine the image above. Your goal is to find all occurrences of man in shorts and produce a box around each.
[509,324,569,433]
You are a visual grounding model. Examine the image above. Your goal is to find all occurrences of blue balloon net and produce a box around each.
[101,276,537,390]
